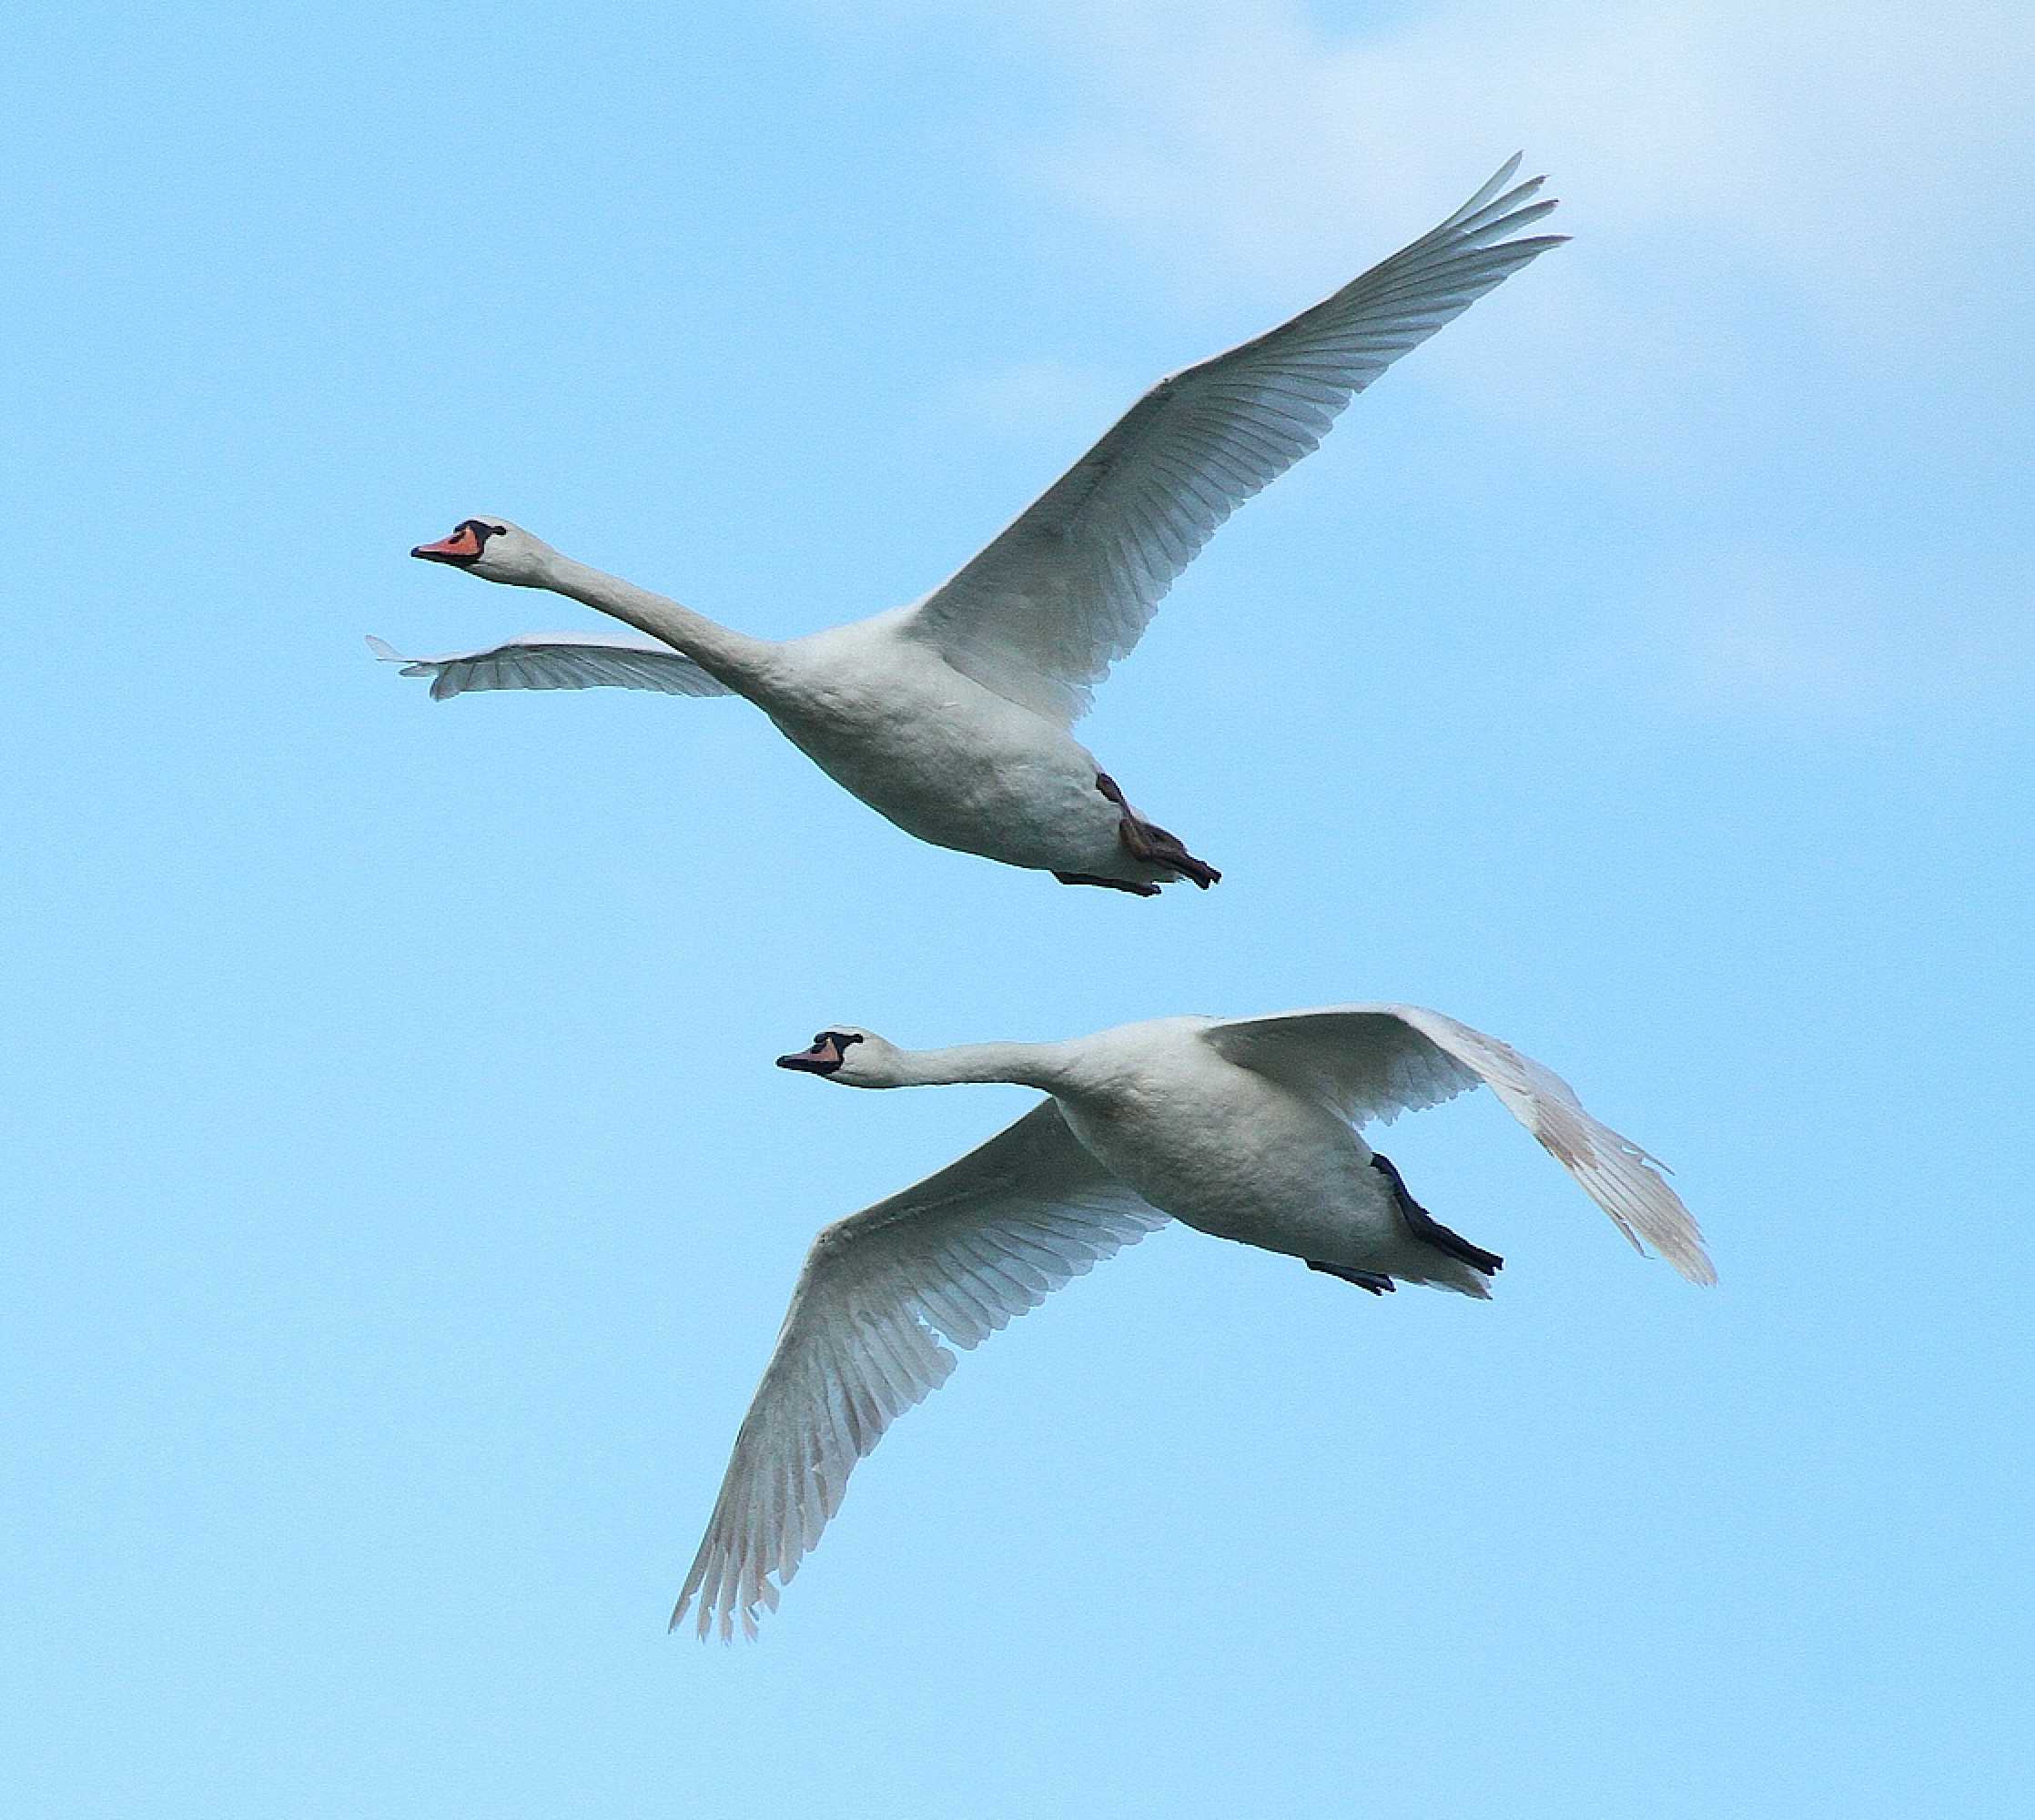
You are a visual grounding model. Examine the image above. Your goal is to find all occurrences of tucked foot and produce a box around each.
[1054,871,1162,897]
[1370,1150,1504,1277]
[1095,772,1222,890]
[1308,1260,1397,1295]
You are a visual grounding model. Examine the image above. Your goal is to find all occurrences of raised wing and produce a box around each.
[672,1102,1168,1641]
[366,632,732,702]
[906,156,1565,724]
[1203,1005,1714,1285]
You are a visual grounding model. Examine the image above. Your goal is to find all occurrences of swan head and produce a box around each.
[410,515,554,587]
[775,1026,898,1087]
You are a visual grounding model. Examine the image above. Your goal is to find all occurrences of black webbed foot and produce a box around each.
[1094,773,1222,889]
[1308,1259,1397,1295]
[1370,1150,1504,1277]
[1053,870,1161,897]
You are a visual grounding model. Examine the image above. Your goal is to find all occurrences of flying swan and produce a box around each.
[673,1004,1712,1638]
[378,157,1564,894]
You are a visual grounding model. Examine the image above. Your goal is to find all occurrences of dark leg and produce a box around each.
[1095,773,1222,890]
[1054,870,1162,897]
[1370,1150,1504,1277]
[1308,1259,1397,1295]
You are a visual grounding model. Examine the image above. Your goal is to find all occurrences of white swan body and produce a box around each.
[1042,1016,1485,1288]
[753,613,1151,880]
[380,157,1566,892]
[674,1004,1711,1638]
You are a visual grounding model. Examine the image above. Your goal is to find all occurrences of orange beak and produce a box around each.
[410,524,483,564]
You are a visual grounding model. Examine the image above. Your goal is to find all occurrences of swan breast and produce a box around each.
[758,619,1117,865]
[1051,1036,1376,1253]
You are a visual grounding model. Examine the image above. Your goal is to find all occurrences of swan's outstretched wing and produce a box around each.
[904,157,1564,725]
[673,1102,1167,1641]
[1203,1005,1714,1284]
[366,632,732,702]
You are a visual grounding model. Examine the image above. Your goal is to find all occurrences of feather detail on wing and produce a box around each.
[905,156,1565,724]
[366,632,732,702]
[672,1102,1167,1641]
[1202,1005,1714,1285]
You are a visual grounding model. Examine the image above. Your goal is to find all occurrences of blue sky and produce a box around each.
[5,1,2030,1814]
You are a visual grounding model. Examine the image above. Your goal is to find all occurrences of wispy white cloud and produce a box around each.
[857,0,2031,718]
[963,0,2029,444]
[1006,0,2032,331]
[964,0,2035,718]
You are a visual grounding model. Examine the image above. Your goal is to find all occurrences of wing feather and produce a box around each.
[366,631,733,701]
[671,1102,1168,1641]
[1203,1004,1714,1285]
[905,157,1564,725]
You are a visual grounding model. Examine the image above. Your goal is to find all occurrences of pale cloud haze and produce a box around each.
[924,0,2034,719]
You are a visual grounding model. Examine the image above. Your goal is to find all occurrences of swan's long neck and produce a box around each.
[537,550,774,693]
[888,1042,1072,1091]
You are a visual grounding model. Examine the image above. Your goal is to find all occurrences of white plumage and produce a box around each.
[673,1004,1711,1640]
[380,157,1564,891]
[676,1104,1167,1640]
[365,632,729,702]
[911,156,1562,726]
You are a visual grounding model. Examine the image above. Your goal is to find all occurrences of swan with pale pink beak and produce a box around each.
[378,157,1564,894]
